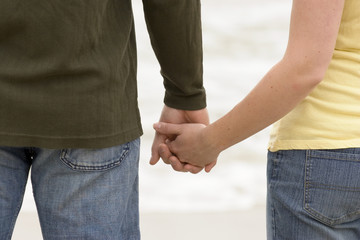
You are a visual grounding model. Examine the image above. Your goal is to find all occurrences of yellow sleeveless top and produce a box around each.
[268,0,360,151]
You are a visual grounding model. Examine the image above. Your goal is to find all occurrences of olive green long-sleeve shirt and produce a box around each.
[0,0,206,148]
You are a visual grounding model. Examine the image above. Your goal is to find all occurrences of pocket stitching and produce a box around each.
[60,143,130,172]
[304,202,360,227]
[268,151,281,193]
[308,150,360,162]
[304,151,337,225]
[304,150,360,226]
[307,182,360,192]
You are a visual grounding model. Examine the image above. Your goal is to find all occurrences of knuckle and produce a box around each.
[191,168,201,174]
[162,158,170,164]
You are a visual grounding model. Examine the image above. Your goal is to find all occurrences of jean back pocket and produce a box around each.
[304,149,360,226]
[60,143,130,172]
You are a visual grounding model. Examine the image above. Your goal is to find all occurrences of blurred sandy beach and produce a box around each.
[14,207,266,240]
[13,0,292,239]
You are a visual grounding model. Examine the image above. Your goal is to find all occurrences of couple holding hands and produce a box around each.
[151,0,360,239]
[0,0,359,239]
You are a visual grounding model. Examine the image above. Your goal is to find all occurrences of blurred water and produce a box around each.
[22,0,292,213]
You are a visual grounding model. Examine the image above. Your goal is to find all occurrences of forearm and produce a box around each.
[205,59,322,153]
[204,0,345,154]
[152,0,344,171]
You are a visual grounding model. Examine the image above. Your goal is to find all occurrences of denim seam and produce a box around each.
[269,151,324,233]
[308,153,360,162]
[304,150,360,226]
[307,183,360,192]
[271,152,281,180]
[7,172,28,240]
[60,143,130,172]
[304,204,360,226]
[303,150,333,225]
[304,150,332,225]
[303,150,311,218]
[271,205,276,239]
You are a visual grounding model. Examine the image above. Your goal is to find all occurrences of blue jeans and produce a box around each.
[0,138,140,240]
[267,149,360,240]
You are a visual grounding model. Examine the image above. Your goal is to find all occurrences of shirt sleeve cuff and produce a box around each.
[164,89,207,110]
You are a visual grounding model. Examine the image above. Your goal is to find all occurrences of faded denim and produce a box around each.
[267,148,360,240]
[0,138,140,240]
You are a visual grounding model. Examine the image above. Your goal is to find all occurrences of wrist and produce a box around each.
[201,125,223,156]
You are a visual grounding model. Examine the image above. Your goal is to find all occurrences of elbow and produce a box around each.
[303,69,326,88]
[290,69,326,93]
[281,45,334,89]
[281,57,329,92]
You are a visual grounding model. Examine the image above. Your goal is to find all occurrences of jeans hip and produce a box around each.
[267,148,360,240]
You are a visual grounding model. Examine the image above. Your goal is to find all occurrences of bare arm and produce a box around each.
[154,0,345,170]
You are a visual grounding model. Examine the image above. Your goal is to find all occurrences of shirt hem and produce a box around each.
[268,139,360,152]
[0,128,143,149]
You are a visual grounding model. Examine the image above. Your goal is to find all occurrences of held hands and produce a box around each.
[153,122,219,173]
[150,105,217,173]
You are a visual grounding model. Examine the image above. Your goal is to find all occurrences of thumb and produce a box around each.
[153,122,182,136]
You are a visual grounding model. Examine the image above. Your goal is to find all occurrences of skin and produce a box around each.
[153,0,345,173]
[150,105,215,174]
